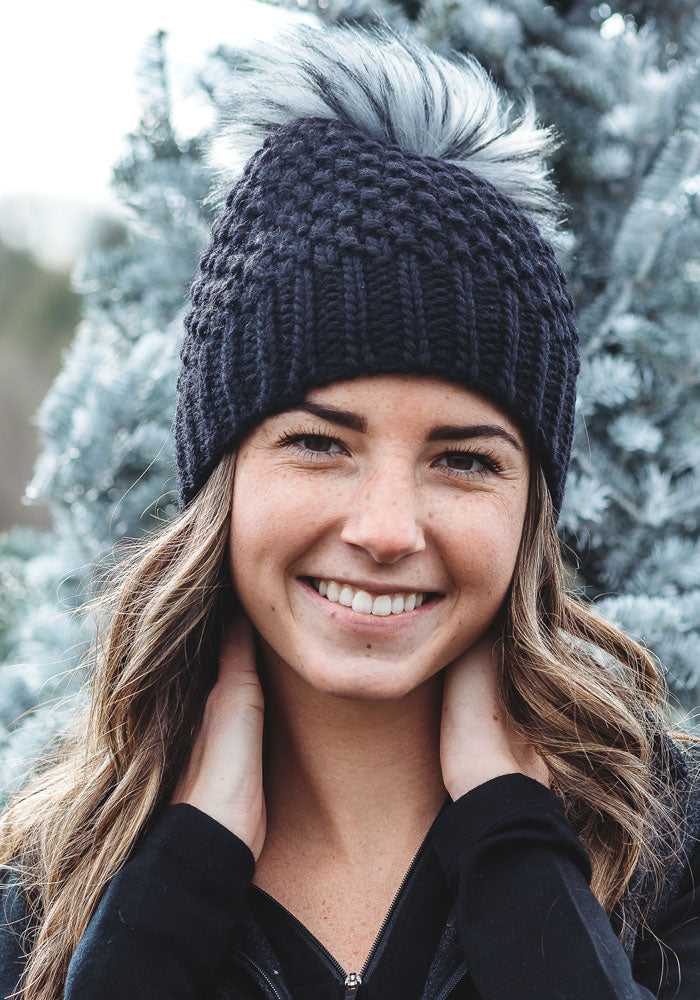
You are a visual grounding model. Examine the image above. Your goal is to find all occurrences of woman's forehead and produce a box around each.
[298,375,527,445]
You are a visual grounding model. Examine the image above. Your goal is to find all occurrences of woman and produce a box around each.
[1,18,698,1000]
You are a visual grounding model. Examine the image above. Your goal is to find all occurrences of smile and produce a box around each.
[303,577,441,617]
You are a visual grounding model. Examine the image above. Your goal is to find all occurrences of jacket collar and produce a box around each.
[223,905,468,1000]
[222,731,696,999]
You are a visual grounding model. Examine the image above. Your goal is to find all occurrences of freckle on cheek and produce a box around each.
[270,605,276,611]
[366,644,372,649]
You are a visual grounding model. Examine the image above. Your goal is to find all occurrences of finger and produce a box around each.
[219,614,256,674]
[221,612,254,652]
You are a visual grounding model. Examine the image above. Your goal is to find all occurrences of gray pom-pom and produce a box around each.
[206,18,566,244]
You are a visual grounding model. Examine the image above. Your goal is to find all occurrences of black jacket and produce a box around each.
[1,734,699,1000]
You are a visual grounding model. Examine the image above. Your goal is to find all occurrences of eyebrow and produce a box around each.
[294,402,523,453]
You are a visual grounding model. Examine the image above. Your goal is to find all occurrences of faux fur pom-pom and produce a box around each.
[205,18,566,244]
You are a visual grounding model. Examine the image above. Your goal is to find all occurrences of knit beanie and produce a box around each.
[175,20,579,521]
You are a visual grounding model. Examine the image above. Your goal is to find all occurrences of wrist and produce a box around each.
[444,765,522,801]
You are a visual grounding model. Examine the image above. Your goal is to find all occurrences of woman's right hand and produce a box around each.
[170,615,267,862]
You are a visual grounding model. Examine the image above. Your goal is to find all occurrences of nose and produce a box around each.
[339,461,426,564]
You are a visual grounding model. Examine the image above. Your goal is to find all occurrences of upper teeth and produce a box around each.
[314,579,426,616]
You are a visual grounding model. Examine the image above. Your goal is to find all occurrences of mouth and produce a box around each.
[300,576,444,619]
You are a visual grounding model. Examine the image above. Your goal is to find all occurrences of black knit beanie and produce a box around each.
[175,20,579,522]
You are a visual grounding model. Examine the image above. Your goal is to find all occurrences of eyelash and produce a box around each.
[276,426,505,477]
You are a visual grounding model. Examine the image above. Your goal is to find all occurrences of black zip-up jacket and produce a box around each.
[1,733,699,1000]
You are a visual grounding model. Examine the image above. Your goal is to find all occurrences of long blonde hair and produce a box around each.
[0,449,696,1000]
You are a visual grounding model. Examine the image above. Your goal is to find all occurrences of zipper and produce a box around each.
[230,943,469,1000]
[250,805,448,998]
[230,946,285,1000]
[434,960,469,1000]
[343,971,362,999]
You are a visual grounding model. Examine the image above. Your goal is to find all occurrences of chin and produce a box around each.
[284,647,439,702]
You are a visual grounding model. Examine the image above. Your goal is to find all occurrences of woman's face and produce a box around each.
[229,375,530,701]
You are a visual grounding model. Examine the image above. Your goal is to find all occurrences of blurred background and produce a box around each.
[0,0,299,532]
[1,0,698,797]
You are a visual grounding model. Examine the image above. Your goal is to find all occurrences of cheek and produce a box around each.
[229,468,326,595]
[443,500,523,598]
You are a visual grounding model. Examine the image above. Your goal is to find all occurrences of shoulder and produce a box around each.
[0,863,35,997]
[663,730,700,813]
[668,731,700,843]
[653,729,700,856]
[645,731,700,914]
[0,863,34,944]
[611,730,700,955]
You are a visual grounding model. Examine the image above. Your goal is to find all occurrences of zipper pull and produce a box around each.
[344,971,362,998]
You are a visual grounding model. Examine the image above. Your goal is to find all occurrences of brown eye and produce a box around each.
[434,450,503,476]
[300,435,340,453]
[278,430,346,457]
[440,453,483,472]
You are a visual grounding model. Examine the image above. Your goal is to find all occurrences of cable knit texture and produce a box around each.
[175,115,580,518]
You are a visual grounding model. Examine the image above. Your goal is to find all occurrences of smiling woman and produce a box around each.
[1,17,700,1000]
[230,377,529,708]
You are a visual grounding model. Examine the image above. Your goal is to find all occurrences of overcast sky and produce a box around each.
[0,1,630,268]
[0,0,314,265]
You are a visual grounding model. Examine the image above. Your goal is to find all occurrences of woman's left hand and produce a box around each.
[439,625,551,800]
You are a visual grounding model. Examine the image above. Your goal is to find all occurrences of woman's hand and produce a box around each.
[170,615,267,861]
[439,625,551,801]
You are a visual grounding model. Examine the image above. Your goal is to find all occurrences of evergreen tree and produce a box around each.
[1,0,699,802]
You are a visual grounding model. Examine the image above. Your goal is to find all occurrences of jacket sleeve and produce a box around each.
[0,803,255,1000]
[429,772,699,1000]
[631,835,700,997]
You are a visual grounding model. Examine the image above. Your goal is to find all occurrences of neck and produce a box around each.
[257,642,449,871]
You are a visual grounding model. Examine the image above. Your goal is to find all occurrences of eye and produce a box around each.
[434,449,503,477]
[277,429,505,476]
[278,430,346,457]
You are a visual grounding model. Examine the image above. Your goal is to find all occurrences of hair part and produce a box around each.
[0,448,696,999]
[206,18,566,244]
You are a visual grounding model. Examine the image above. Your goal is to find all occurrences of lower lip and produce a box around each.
[298,578,443,636]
